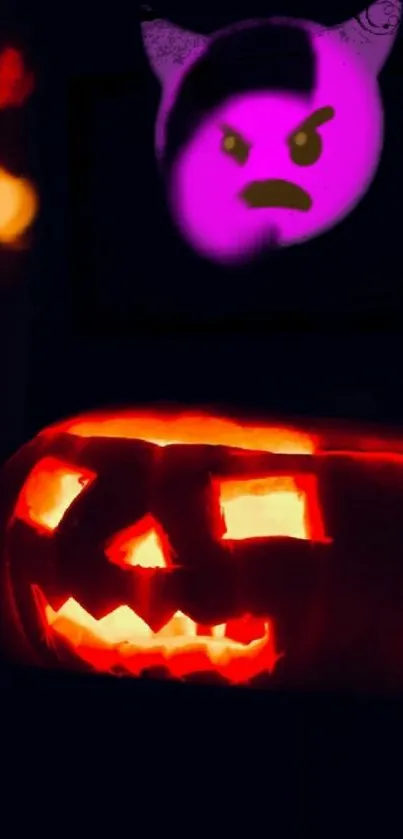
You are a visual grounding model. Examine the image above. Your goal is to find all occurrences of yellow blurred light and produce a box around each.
[0,167,38,244]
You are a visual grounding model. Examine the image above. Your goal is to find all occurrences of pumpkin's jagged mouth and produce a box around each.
[33,586,283,684]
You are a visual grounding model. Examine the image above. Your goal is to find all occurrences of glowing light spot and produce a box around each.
[14,457,96,533]
[0,168,38,245]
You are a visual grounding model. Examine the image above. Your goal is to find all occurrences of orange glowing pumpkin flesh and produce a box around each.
[3,408,403,690]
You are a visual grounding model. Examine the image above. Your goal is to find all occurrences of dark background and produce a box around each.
[1,0,403,824]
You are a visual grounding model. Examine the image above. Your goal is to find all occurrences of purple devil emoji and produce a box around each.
[141,2,402,265]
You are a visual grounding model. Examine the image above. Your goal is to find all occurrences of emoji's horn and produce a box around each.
[335,0,402,74]
[140,6,210,85]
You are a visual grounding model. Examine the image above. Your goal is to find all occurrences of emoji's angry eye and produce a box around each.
[288,106,335,168]
[221,125,251,165]
[288,130,322,167]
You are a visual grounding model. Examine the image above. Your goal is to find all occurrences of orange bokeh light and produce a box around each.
[0,168,38,245]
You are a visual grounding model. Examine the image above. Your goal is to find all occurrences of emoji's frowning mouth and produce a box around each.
[240,179,312,211]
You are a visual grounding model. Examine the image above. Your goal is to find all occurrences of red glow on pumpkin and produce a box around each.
[219,475,327,541]
[0,48,34,107]
[56,412,316,454]
[36,587,281,683]
[106,515,171,569]
[14,457,96,533]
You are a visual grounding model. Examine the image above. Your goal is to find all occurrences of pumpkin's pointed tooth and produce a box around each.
[47,598,98,648]
[157,610,197,637]
[51,615,88,648]
[97,606,152,643]
[57,597,97,628]
[211,623,226,639]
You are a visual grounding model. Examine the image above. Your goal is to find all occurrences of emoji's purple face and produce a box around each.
[142,4,402,265]
[170,61,380,264]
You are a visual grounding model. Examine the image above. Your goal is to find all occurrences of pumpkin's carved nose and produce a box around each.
[120,537,329,630]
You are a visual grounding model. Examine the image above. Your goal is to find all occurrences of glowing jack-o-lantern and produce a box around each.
[3,407,403,693]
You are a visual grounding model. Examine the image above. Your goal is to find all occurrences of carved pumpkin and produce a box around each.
[2,407,403,693]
